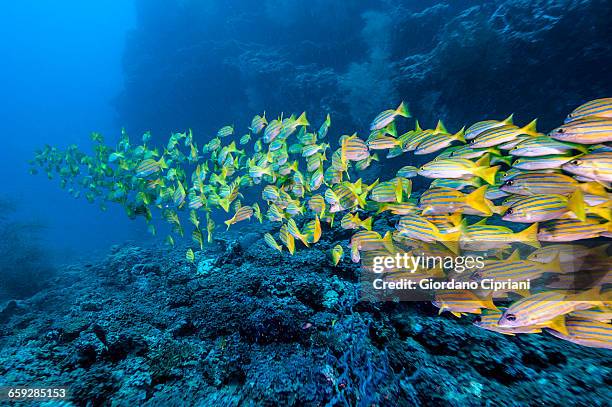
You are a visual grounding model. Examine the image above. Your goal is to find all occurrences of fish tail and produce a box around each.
[588,202,612,221]
[295,111,309,127]
[545,254,563,273]
[158,156,168,169]
[473,165,499,185]
[514,223,541,248]
[437,230,461,254]
[545,315,568,336]
[579,181,608,197]
[482,293,499,311]
[502,113,514,125]
[567,189,586,222]
[519,118,539,135]
[381,231,396,253]
[395,101,410,118]
[464,185,492,215]
[454,128,466,143]
[362,216,373,231]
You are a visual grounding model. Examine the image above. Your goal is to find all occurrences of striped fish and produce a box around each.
[400,122,433,151]
[470,119,539,148]
[475,250,561,283]
[173,182,186,208]
[433,290,498,317]
[500,172,579,196]
[303,216,322,243]
[376,202,418,215]
[527,243,592,264]
[370,178,403,203]
[185,248,195,263]
[279,224,295,254]
[512,154,580,170]
[460,221,539,251]
[350,230,394,262]
[330,244,344,266]
[414,128,466,155]
[224,205,253,229]
[264,232,283,252]
[318,114,331,139]
[419,185,493,216]
[429,177,481,190]
[465,114,513,140]
[370,101,410,131]
[418,158,499,185]
[562,152,612,182]
[396,165,418,178]
[546,317,612,349]
[287,218,310,247]
[537,218,610,242]
[308,194,326,217]
[263,119,282,143]
[367,134,400,150]
[475,311,544,335]
[569,310,612,323]
[217,125,234,138]
[395,214,460,253]
[342,135,370,161]
[502,192,585,223]
[565,98,612,123]
[551,116,612,144]
[510,136,587,156]
[250,113,267,134]
[136,157,167,177]
[192,228,203,250]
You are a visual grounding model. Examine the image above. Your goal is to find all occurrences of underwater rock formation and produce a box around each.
[0,238,609,405]
[118,0,612,136]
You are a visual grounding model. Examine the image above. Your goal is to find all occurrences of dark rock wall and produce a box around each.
[116,0,612,139]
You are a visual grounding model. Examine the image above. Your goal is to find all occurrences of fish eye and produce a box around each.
[557,128,564,133]
[506,208,513,214]
[474,316,481,323]
[504,180,513,186]
[505,313,517,322]
[570,159,581,166]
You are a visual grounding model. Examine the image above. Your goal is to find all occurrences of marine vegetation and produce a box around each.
[30,98,612,349]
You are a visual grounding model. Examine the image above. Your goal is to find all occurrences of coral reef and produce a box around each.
[1,227,609,405]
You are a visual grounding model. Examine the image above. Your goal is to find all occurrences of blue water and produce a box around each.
[1,1,136,260]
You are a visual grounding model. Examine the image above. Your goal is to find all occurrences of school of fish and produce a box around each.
[30,98,612,349]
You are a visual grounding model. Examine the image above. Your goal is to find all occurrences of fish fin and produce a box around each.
[502,113,514,125]
[434,120,448,134]
[295,112,309,126]
[569,286,600,302]
[580,181,608,197]
[519,118,539,136]
[449,212,463,227]
[464,185,492,215]
[546,316,568,336]
[482,294,499,311]
[382,231,396,253]
[396,101,410,118]
[545,254,563,273]
[567,189,586,222]
[437,230,461,254]
[475,154,490,167]
[515,223,540,248]
[493,205,509,215]
[473,165,499,185]
[588,202,612,221]
[454,127,466,143]
[507,249,521,262]
[224,219,232,230]
[514,289,531,297]
[451,312,462,318]
[362,216,373,231]
[395,179,403,203]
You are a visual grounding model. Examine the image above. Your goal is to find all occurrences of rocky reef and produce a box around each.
[1,224,609,406]
[118,0,612,138]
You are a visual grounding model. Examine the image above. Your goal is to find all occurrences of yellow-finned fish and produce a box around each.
[264,232,282,252]
[565,98,612,123]
[550,117,612,144]
[330,244,344,266]
[185,248,195,263]
[546,317,612,349]
[370,101,410,131]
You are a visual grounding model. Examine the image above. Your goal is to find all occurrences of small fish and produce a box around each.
[414,128,466,155]
[502,191,585,223]
[318,114,331,139]
[419,185,495,216]
[550,117,612,144]
[224,205,253,229]
[303,216,322,243]
[350,230,395,262]
[342,135,370,161]
[136,157,167,177]
[546,318,612,350]
[287,218,310,247]
[367,134,400,150]
[500,172,581,196]
[308,194,326,217]
[396,165,418,178]
[460,220,540,251]
[565,98,612,123]
[470,119,539,149]
[185,248,195,263]
[370,101,410,131]
[537,218,610,242]
[512,154,580,170]
[340,212,372,230]
[370,178,404,203]
[192,228,203,250]
[418,157,498,185]
[264,232,283,252]
[250,113,267,134]
[330,244,344,266]
[510,135,588,156]
[464,114,514,140]
[395,214,460,253]
[562,152,612,182]
[279,224,295,254]
[240,134,252,145]
[217,125,234,138]
[474,310,544,335]
[433,290,498,317]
